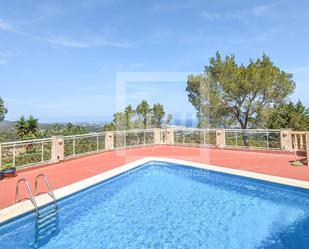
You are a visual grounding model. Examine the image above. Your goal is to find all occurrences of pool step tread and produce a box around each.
[37,216,57,227]
[37,222,57,234]
[36,228,58,241]
[38,212,57,222]
[38,208,57,217]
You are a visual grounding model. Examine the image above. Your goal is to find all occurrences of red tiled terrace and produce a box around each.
[0,145,308,210]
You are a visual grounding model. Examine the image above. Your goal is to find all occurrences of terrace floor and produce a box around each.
[0,145,308,210]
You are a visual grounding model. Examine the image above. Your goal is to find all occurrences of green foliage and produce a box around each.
[102,123,116,131]
[41,123,87,137]
[152,103,165,127]
[0,97,8,121]
[267,101,309,130]
[124,105,135,130]
[291,160,303,166]
[165,114,173,125]
[113,112,126,130]
[103,100,172,131]
[186,51,295,129]
[15,115,39,140]
[136,100,151,128]
[0,162,14,170]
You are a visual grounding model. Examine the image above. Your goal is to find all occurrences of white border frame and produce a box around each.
[1,157,309,224]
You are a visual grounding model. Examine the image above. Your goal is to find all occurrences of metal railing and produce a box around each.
[64,133,106,159]
[0,127,298,170]
[114,129,155,149]
[173,128,217,147]
[225,129,281,150]
[0,138,53,169]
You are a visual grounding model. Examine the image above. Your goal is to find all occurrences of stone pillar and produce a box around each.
[154,128,161,145]
[51,136,64,163]
[216,128,226,149]
[305,132,309,166]
[280,129,292,151]
[166,128,174,145]
[105,132,114,150]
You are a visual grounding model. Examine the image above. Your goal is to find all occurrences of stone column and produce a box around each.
[105,132,114,150]
[154,128,161,145]
[280,129,292,151]
[216,128,226,149]
[166,128,174,145]
[51,136,64,163]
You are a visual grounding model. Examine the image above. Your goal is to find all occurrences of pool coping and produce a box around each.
[1,156,309,224]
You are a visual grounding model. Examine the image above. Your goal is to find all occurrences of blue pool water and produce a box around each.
[1,161,309,248]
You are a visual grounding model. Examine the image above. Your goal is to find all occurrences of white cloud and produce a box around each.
[0,19,14,31]
[200,13,222,21]
[0,19,134,49]
[201,3,277,21]
[46,36,134,48]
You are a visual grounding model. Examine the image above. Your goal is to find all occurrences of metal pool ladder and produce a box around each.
[15,175,59,247]
[35,174,58,211]
[34,174,59,245]
[15,177,39,213]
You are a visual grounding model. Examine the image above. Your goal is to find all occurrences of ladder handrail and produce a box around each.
[35,174,58,209]
[15,177,39,213]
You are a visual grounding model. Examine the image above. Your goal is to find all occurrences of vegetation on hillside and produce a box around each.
[41,123,87,137]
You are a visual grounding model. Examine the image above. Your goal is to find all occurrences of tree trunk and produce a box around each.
[240,123,249,147]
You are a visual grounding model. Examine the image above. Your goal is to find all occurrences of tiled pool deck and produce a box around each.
[0,145,308,210]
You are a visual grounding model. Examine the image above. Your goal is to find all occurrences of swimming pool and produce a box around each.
[1,161,309,248]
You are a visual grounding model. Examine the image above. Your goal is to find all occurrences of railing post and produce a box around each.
[154,128,161,144]
[280,129,292,151]
[96,134,99,151]
[73,138,76,156]
[266,131,269,150]
[51,136,64,163]
[216,128,226,149]
[105,131,114,150]
[143,130,146,146]
[166,128,174,145]
[41,141,44,162]
[13,144,16,168]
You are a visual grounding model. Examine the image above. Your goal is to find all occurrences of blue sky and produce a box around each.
[0,0,309,123]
